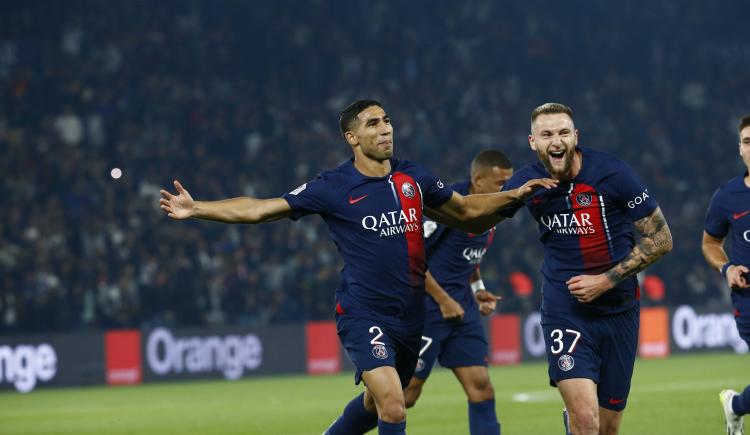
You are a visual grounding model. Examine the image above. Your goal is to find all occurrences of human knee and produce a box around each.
[569,406,599,434]
[378,400,406,423]
[466,374,495,402]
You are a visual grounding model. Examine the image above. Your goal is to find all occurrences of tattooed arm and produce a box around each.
[567,207,673,303]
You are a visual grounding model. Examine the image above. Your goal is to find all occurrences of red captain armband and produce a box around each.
[720,262,734,277]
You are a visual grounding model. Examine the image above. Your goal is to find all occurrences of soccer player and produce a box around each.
[402,150,511,435]
[496,103,672,435]
[701,114,750,435]
[159,99,556,435]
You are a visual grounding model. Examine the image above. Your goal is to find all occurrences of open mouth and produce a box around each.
[549,150,565,160]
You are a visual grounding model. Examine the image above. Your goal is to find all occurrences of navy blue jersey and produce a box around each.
[704,172,750,270]
[282,158,452,328]
[424,181,495,323]
[500,147,658,315]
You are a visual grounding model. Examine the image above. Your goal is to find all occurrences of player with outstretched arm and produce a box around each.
[159,99,556,435]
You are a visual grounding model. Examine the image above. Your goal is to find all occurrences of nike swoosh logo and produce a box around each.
[733,210,750,220]
[608,398,625,404]
[348,195,368,205]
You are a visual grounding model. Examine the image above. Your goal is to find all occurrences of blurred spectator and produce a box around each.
[0,0,745,332]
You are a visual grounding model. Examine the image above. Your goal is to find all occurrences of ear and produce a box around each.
[574,129,579,145]
[345,131,358,146]
[528,134,537,151]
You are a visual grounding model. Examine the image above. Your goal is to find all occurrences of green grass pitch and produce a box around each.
[0,352,745,434]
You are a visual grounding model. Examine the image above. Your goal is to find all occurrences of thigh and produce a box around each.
[541,311,600,386]
[597,306,639,411]
[337,315,399,385]
[362,366,405,411]
[732,293,750,347]
[438,319,488,370]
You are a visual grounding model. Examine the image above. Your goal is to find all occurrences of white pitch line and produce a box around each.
[511,377,747,403]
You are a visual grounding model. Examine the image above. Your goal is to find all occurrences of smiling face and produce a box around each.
[344,105,394,162]
[529,112,579,180]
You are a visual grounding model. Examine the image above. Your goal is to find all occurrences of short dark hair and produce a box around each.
[471,149,512,175]
[339,99,383,136]
[531,102,574,127]
[739,115,750,135]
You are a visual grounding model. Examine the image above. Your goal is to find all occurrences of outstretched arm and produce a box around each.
[160,180,293,224]
[702,231,749,289]
[425,178,557,233]
[567,207,673,303]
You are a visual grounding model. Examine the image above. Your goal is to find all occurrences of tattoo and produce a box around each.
[605,208,672,285]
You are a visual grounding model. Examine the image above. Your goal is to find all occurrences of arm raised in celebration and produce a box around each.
[160,180,293,224]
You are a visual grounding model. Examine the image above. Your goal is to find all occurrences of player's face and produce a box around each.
[529,113,579,179]
[473,166,514,194]
[739,126,750,170]
[346,105,394,162]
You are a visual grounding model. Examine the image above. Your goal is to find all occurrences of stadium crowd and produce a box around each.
[1,0,747,332]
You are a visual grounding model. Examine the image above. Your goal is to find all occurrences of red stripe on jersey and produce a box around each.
[569,183,612,273]
[392,172,426,288]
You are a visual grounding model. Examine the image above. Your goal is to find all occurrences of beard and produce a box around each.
[537,145,576,179]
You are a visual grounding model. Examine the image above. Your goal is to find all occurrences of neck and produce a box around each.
[744,170,750,188]
[557,149,582,182]
[353,154,391,177]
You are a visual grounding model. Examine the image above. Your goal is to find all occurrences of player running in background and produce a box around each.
[402,150,512,435]
[701,114,750,435]
[159,99,556,435]
[496,103,672,435]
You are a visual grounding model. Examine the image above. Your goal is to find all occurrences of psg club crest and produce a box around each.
[372,344,388,360]
[415,358,425,372]
[401,182,416,199]
[558,354,575,372]
[576,193,592,207]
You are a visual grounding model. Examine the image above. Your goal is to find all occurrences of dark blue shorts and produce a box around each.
[732,292,750,346]
[413,316,488,380]
[541,306,639,412]
[336,314,421,388]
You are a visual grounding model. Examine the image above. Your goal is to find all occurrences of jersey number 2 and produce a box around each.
[369,326,385,346]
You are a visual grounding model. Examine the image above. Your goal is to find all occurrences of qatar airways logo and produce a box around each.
[361,208,421,238]
[462,247,487,264]
[540,212,596,235]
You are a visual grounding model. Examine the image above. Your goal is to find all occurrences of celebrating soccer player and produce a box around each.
[159,100,556,435]
[402,150,512,435]
[496,103,672,435]
[701,114,750,435]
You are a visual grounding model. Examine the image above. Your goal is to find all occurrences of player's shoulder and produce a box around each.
[581,146,630,173]
[715,173,746,195]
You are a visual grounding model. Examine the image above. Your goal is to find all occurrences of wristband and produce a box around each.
[720,263,733,277]
[471,280,486,295]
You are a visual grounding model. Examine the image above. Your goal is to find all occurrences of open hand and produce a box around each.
[160,180,195,219]
[516,178,558,200]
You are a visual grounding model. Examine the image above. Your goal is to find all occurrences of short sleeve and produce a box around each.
[704,188,728,238]
[609,161,658,221]
[281,175,329,221]
[410,162,453,208]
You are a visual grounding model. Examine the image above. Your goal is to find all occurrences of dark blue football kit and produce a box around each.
[705,172,750,345]
[283,158,452,387]
[414,181,495,380]
[499,147,657,411]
